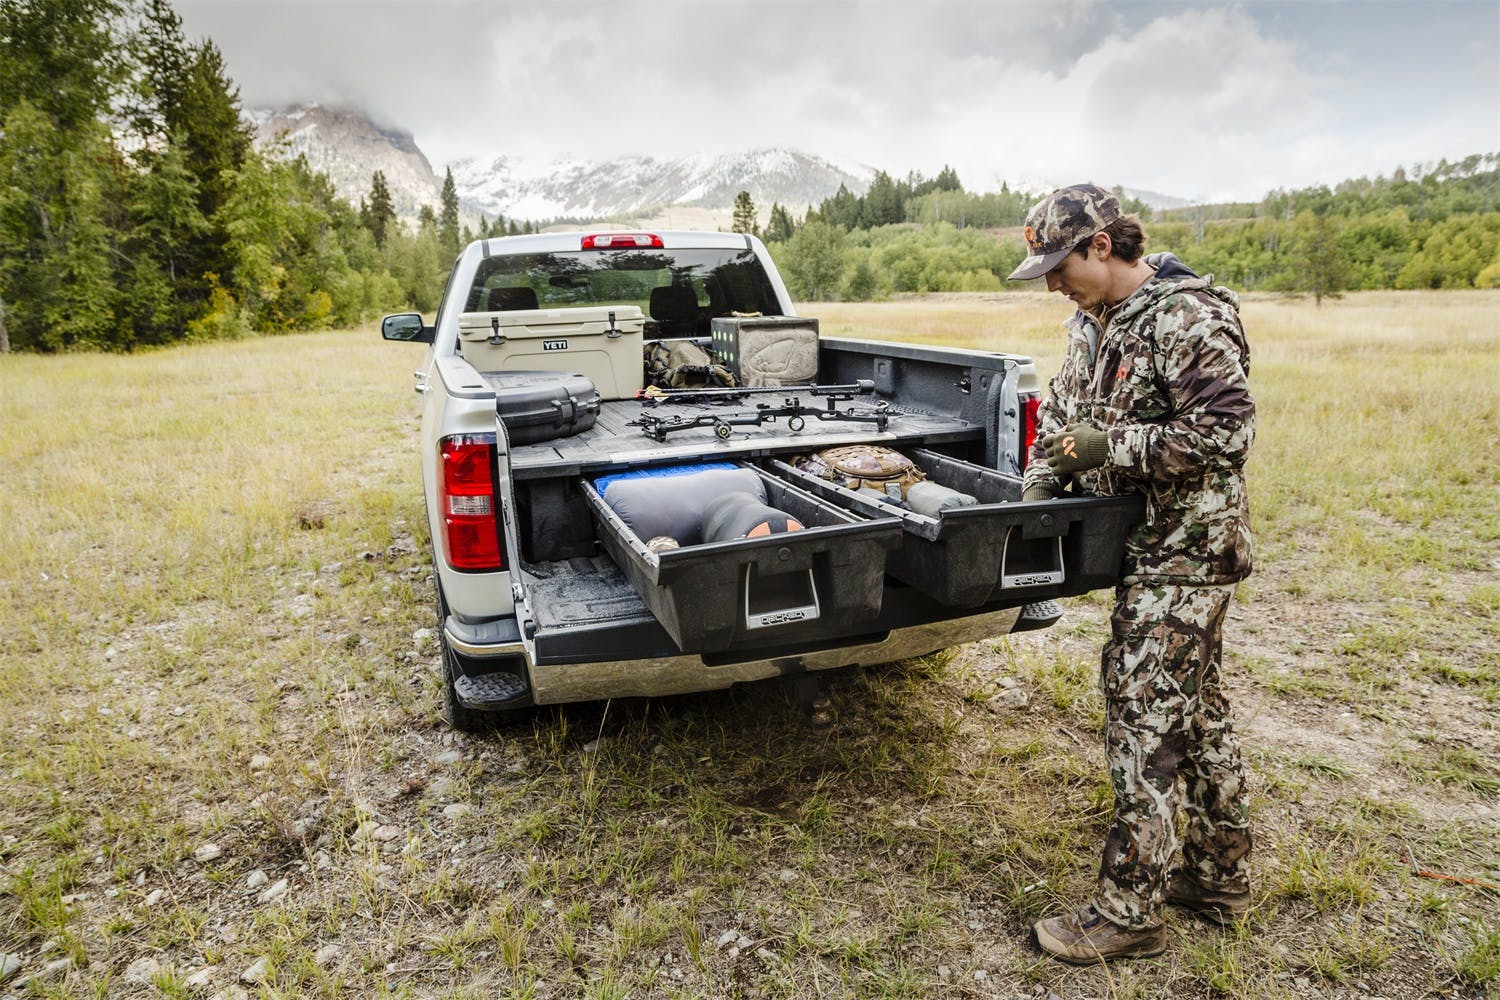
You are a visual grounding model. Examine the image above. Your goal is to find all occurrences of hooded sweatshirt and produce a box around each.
[1022,252,1255,585]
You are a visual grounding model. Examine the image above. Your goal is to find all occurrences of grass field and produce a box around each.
[0,290,1496,999]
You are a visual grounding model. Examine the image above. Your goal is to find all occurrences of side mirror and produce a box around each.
[382,313,433,343]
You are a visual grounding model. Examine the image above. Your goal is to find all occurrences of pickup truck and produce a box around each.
[383,231,1142,730]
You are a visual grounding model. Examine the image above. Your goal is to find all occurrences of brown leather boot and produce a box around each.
[1034,905,1166,964]
[1165,871,1251,924]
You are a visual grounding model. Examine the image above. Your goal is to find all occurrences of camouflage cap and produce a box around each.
[1008,184,1123,281]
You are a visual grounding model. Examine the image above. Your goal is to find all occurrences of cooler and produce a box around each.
[458,305,645,400]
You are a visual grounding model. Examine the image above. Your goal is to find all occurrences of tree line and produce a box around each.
[741,155,1499,303]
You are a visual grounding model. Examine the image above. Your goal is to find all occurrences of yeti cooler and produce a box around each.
[458,305,645,400]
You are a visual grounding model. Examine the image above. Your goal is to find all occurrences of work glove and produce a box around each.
[1022,482,1064,502]
[1041,424,1110,477]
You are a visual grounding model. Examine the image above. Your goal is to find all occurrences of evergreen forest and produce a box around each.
[2,0,1496,353]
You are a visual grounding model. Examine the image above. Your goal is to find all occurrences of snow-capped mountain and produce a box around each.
[249,105,871,225]
[451,148,874,222]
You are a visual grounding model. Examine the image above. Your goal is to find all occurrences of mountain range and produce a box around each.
[248,104,874,227]
[248,103,1187,227]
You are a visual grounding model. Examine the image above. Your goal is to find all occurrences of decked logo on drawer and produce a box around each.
[751,609,809,627]
[542,339,568,351]
[1008,572,1062,588]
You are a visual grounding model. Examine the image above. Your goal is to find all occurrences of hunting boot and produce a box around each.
[1165,871,1251,924]
[1033,905,1166,964]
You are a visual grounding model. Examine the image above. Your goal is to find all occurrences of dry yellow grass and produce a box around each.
[0,292,1496,998]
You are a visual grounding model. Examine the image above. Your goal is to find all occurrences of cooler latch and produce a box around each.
[606,310,622,339]
[488,316,507,346]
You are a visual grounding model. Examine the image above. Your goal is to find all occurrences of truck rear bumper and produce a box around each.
[524,605,1022,705]
[444,614,525,658]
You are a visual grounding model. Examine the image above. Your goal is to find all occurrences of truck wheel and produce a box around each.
[440,635,491,732]
[435,574,491,732]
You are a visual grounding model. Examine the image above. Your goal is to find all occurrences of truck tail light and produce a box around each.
[1019,393,1041,471]
[581,233,663,249]
[439,435,505,572]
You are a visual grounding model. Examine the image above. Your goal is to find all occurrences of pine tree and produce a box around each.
[124,1,252,318]
[1,0,124,133]
[862,171,904,227]
[366,171,395,248]
[177,39,252,297]
[123,138,207,342]
[439,167,461,252]
[764,203,796,243]
[820,184,860,230]
[732,190,758,236]
[0,0,126,349]
[128,0,190,143]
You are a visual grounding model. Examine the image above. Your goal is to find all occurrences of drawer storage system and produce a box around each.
[770,449,1145,607]
[459,305,645,400]
[581,465,902,653]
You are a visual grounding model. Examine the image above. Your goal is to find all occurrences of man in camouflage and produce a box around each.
[1010,184,1255,963]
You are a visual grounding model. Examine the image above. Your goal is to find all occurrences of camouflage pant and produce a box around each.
[1093,582,1252,929]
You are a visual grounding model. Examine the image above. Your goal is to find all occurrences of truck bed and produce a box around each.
[493,336,1141,664]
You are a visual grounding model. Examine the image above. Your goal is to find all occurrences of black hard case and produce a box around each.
[487,371,601,445]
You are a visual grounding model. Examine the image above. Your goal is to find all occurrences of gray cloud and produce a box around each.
[177,0,1499,201]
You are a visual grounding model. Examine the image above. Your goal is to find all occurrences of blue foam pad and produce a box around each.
[595,462,740,497]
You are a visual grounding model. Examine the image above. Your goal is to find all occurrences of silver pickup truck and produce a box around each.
[383,231,1141,730]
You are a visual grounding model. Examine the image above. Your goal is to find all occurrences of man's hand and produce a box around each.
[1041,424,1109,476]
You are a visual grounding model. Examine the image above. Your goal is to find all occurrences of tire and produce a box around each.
[434,572,491,732]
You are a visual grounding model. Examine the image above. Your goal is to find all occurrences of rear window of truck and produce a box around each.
[463,248,783,320]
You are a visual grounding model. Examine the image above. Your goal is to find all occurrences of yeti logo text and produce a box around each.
[542,339,568,351]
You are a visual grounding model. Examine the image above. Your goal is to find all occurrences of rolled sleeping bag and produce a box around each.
[905,481,978,517]
[701,491,805,542]
[598,465,767,546]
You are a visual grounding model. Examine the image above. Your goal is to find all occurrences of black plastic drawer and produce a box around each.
[582,466,902,653]
[768,449,1144,606]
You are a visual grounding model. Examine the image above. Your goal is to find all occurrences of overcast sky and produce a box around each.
[175,0,1499,203]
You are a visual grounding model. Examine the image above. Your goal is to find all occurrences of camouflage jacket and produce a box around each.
[1022,253,1255,585]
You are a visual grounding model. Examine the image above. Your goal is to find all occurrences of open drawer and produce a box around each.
[581,466,903,653]
[768,449,1145,606]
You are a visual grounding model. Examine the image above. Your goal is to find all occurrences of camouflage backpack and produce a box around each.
[643,340,737,390]
[793,445,926,495]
